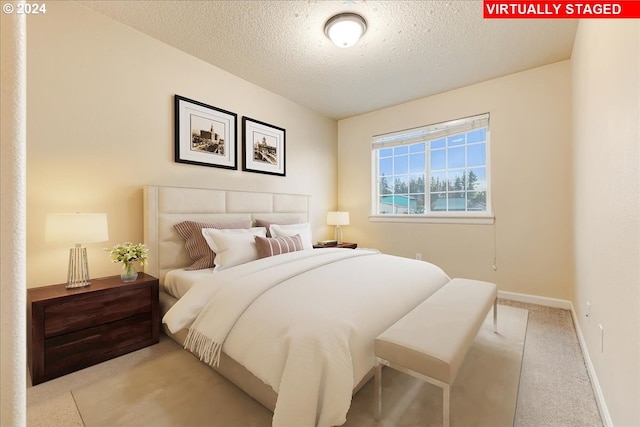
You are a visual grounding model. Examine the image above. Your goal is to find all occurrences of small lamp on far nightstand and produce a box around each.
[46,213,109,289]
[327,211,349,244]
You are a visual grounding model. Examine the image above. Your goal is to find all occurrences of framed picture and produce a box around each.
[174,95,237,169]
[242,117,286,176]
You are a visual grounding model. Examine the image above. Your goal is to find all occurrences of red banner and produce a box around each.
[484,1,640,18]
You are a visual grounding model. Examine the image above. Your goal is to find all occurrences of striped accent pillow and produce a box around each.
[174,220,252,270]
[255,234,303,259]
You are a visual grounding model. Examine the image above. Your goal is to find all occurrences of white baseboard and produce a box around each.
[569,304,613,427]
[497,290,572,309]
[498,290,612,426]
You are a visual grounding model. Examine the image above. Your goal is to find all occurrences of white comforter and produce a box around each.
[163,249,450,427]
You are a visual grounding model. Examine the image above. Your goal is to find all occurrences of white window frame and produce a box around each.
[370,113,494,225]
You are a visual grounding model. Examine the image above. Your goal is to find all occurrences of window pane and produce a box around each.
[394,155,408,174]
[410,153,425,173]
[448,170,466,191]
[467,128,486,143]
[431,193,446,211]
[467,143,486,167]
[379,196,393,214]
[379,175,393,195]
[394,146,408,155]
[413,194,426,214]
[430,149,446,170]
[403,196,417,214]
[447,192,466,211]
[447,146,465,169]
[431,138,445,149]
[379,157,392,176]
[410,142,425,153]
[447,135,465,146]
[380,148,393,158]
[468,167,486,190]
[409,174,425,193]
[467,191,486,211]
[393,176,409,194]
[429,171,447,192]
[379,194,414,214]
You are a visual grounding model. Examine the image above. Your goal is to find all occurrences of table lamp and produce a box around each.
[326,211,349,244]
[46,213,109,288]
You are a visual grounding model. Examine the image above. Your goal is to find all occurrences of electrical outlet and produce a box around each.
[586,301,591,323]
[415,253,422,261]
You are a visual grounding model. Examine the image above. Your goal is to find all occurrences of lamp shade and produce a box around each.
[327,211,350,226]
[324,13,367,48]
[46,213,109,244]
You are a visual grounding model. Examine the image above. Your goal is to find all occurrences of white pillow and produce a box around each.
[201,227,267,270]
[269,223,313,250]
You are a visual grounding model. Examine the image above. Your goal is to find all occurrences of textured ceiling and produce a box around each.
[79,1,578,120]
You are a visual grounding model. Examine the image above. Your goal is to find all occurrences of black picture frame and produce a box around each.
[242,116,286,176]
[174,95,237,170]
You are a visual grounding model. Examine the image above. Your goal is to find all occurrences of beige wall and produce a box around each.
[26,2,337,288]
[338,61,574,300]
[572,20,640,426]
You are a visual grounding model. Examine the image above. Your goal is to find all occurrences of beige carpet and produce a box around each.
[73,305,527,427]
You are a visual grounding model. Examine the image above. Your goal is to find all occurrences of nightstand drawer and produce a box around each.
[44,287,152,337]
[44,313,153,379]
[28,273,160,385]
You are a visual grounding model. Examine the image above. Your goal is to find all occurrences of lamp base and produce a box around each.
[66,245,91,289]
[334,225,344,244]
[66,282,90,289]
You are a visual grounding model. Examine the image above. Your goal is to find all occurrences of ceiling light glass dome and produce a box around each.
[324,13,367,48]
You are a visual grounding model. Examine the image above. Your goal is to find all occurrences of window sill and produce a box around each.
[369,215,495,225]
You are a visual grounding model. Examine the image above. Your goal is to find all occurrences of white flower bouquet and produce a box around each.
[106,242,148,266]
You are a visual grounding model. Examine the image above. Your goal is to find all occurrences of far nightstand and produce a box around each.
[313,242,358,249]
[27,273,159,385]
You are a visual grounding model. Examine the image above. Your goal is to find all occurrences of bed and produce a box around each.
[143,185,450,427]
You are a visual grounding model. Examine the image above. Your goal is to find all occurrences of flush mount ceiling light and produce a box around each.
[324,12,367,48]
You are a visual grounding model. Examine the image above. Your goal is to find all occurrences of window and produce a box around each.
[372,113,491,222]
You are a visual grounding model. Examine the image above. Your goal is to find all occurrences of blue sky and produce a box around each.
[378,128,487,192]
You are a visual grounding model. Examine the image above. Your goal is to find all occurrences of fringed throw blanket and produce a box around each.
[184,250,371,367]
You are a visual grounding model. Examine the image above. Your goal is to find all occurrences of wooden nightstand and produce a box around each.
[27,273,159,385]
[313,242,358,249]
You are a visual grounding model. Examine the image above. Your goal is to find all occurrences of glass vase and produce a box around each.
[120,261,138,283]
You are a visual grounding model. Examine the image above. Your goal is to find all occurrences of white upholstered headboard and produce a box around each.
[143,185,310,284]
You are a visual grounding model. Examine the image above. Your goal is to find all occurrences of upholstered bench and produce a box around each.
[374,278,498,427]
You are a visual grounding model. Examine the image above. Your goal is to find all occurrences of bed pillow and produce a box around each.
[254,218,300,237]
[269,223,313,250]
[174,220,252,270]
[255,234,303,259]
[201,227,267,270]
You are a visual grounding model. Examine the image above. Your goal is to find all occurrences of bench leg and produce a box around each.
[375,362,382,421]
[443,383,450,427]
[493,298,498,333]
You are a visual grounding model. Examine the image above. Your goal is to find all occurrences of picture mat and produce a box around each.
[175,95,237,169]
[243,117,285,176]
